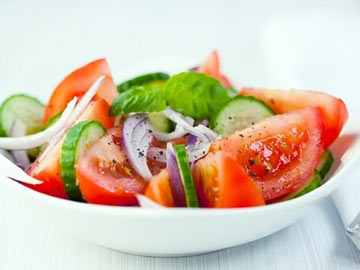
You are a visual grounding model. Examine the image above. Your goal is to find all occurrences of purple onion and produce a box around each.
[166,143,186,207]
[122,114,153,180]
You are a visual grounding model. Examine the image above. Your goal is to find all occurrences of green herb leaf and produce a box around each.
[109,86,167,116]
[163,72,237,119]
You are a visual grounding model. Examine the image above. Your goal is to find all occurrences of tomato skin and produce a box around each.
[241,88,348,147]
[145,169,175,207]
[193,152,265,208]
[43,59,118,124]
[211,107,324,201]
[197,51,233,88]
[76,127,148,206]
[27,99,114,199]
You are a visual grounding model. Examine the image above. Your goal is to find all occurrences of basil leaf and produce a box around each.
[163,72,237,120]
[109,86,167,116]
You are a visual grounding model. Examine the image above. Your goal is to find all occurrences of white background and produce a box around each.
[0,0,360,269]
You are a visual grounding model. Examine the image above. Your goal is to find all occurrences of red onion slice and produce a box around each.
[122,114,153,180]
[10,120,30,169]
[162,107,208,141]
[151,125,188,142]
[166,143,186,207]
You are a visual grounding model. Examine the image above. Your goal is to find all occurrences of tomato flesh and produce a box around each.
[211,107,324,201]
[76,127,148,205]
[193,152,265,207]
[27,99,114,199]
[241,88,348,147]
[145,169,175,207]
[197,51,233,88]
[43,58,118,124]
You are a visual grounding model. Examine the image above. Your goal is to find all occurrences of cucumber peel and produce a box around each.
[211,96,275,136]
[174,144,199,207]
[0,94,44,159]
[60,120,106,201]
[0,94,44,137]
[117,72,169,93]
[283,171,322,200]
[316,149,334,179]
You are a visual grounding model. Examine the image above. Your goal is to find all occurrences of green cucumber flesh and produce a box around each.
[174,144,199,207]
[60,120,106,201]
[117,72,170,92]
[149,112,175,133]
[0,94,44,159]
[0,94,44,137]
[211,96,275,136]
[316,149,334,179]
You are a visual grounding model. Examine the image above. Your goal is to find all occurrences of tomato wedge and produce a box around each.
[27,99,114,199]
[210,107,324,201]
[145,169,175,207]
[43,59,118,124]
[241,88,348,148]
[197,51,233,88]
[76,127,148,206]
[193,152,265,208]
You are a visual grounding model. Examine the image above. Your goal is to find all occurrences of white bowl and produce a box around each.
[1,116,360,257]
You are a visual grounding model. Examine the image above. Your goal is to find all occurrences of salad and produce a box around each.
[0,51,348,208]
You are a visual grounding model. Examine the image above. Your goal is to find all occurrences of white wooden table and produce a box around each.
[1,0,360,269]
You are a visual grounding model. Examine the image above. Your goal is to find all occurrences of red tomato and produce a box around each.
[197,51,233,88]
[193,152,265,208]
[27,99,114,199]
[76,127,148,206]
[145,169,175,207]
[43,59,118,124]
[211,107,324,201]
[241,88,348,148]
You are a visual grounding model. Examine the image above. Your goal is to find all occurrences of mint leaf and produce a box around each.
[163,72,237,119]
[109,86,166,116]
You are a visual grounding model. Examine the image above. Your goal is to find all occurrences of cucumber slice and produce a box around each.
[211,96,275,136]
[117,72,170,92]
[149,112,175,133]
[0,94,44,137]
[316,149,334,179]
[174,144,199,207]
[60,120,106,201]
[0,94,44,159]
[283,171,322,200]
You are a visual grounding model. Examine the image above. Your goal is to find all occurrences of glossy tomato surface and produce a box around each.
[241,88,348,148]
[43,59,118,124]
[27,99,114,199]
[193,152,265,208]
[76,127,149,206]
[211,107,324,201]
